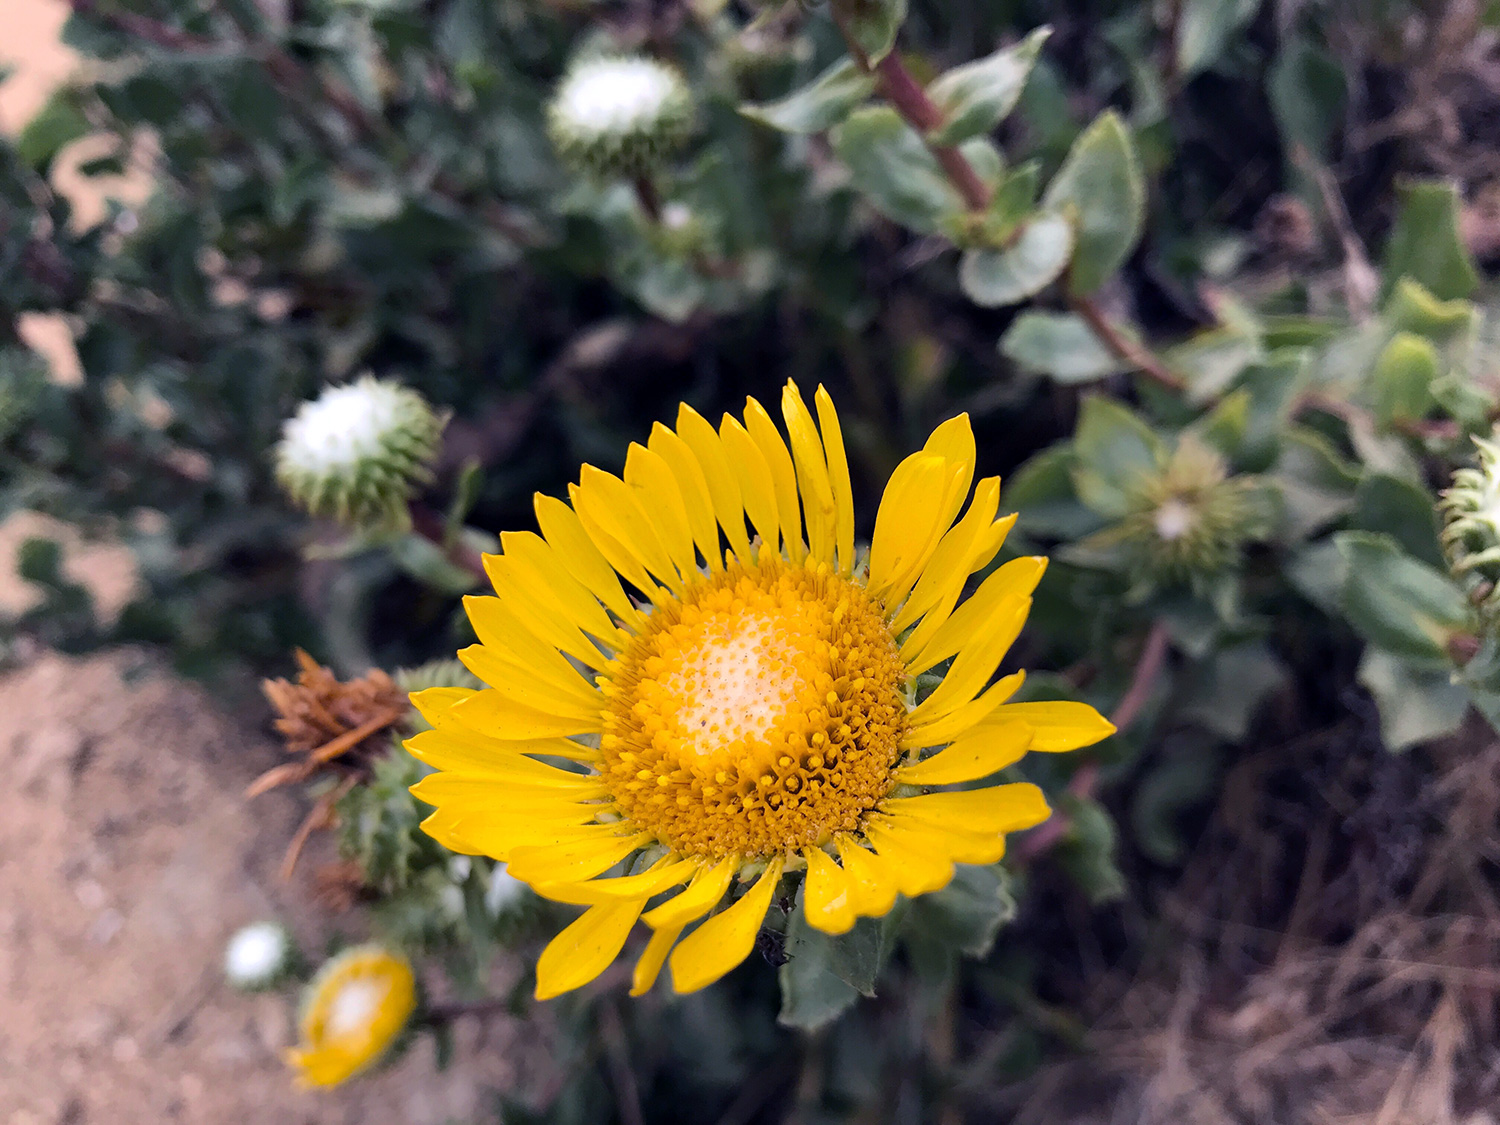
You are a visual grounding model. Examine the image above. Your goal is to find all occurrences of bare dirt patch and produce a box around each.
[0,650,515,1125]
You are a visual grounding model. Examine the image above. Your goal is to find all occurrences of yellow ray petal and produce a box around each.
[410,771,607,805]
[574,468,685,594]
[675,404,753,563]
[743,396,805,564]
[535,899,646,1000]
[419,808,615,860]
[718,415,781,554]
[631,923,683,996]
[902,670,1025,750]
[534,858,697,905]
[669,858,785,993]
[906,596,1032,727]
[463,594,606,702]
[534,493,645,632]
[814,387,856,576]
[506,831,652,885]
[921,414,976,518]
[624,443,701,579]
[648,422,724,573]
[495,532,631,652]
[456,644,604,716]
[894,720,1033,785]
[866,454,953,603]
[409,686,477,728]
[404,729,599,777]
[865,813,1008,866]
[803,846,856,935]
[779,382,837,566]
[903,556,1046,674]
[450,686,602,740]
[981,701,1117,753]
[834,835,900,918]
[889,479,1003,634]
[641,855,736,929]
[880,782,1051,836]
[862,821,956,897]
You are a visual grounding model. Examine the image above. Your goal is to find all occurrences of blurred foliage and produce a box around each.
[7,0,1500,1119]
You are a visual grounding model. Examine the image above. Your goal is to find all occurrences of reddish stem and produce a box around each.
[1070,295,1186,392]
[1016,621,1172,863]
[871,54,993,212]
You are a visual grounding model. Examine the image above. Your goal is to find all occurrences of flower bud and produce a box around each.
[547,55,694,181]
[224,920,294,991]
[1441,435,1500,622]
[275,376,446,530]
[284,944,417,1088]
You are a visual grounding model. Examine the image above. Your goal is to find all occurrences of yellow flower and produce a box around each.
[284,945,417,1088]
[407,382,1114,999]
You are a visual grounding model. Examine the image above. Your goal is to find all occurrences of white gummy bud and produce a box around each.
[225,920,293,991]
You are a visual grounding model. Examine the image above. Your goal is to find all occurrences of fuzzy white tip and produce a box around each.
[225,921,291,989]
[279,378,413,476]
[555,57,683,138]
[1152,498,1196,543]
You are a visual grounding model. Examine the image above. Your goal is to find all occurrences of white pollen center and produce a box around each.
[1153,498,1196,542]
[281,381,405,474]
[661,615,807,759]
[327,979,386,1039]
[557,59,677,137]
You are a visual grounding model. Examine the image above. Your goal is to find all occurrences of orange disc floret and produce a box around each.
[598,558,906,859]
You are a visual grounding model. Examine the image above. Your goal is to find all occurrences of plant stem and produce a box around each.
[1070,295,1186,392]
[1016,620,1172,864]
[871,55,993,212]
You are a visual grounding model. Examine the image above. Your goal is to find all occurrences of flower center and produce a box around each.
[599,560,906,859]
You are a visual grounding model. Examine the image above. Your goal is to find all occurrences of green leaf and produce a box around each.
[740,59,877,135]
[958,213,1073,307]
[1179,640,1286,740]
[1358,648,1469,751]
[1270,427,1360,541]
[1000,312,1130,384]
[1268,37,1346,162]
[831,107,960,234]
[1383,178,1480,301]
[1041,110,1146,295]
[904,863,1016,958]
[18,88,91,172]
[1176,0,1263,76]
[1004,444,1107,539]
[926,27,1050,145]
[1162,324,1262,405]
[1352,473,1444,568]
[1383,278,1477,342]
[1335,531,1472,667]
[839,0,908,66]
[779,892,862,1030]
[1370,331,1440,427]
[1069,396,1165,518]
[1056,796,1126,905]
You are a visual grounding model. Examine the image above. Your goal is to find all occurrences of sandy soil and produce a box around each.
[0,649,517,1125]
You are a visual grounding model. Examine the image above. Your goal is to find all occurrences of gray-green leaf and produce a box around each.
[1041,110,1145,295]
[1000,311,1131,384]
[958,212,1073,306]
[1383,178,1480,302]
[926,27,1050,146]
[1335,531,1472,668]
[831,107,961,234]
[740,59,877,135]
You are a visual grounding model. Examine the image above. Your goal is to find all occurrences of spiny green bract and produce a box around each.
[1441,436,1500,624]
[275,377,446,532]
[546,54,694,181]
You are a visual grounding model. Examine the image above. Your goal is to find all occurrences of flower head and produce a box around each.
[224,921,293,991]
[1442,435,1500,621]
[1078,435,1273,588]
[285,945,417,1088]
[407,382,1114,999]
[275,376,445,530]
[547,55,693,180]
